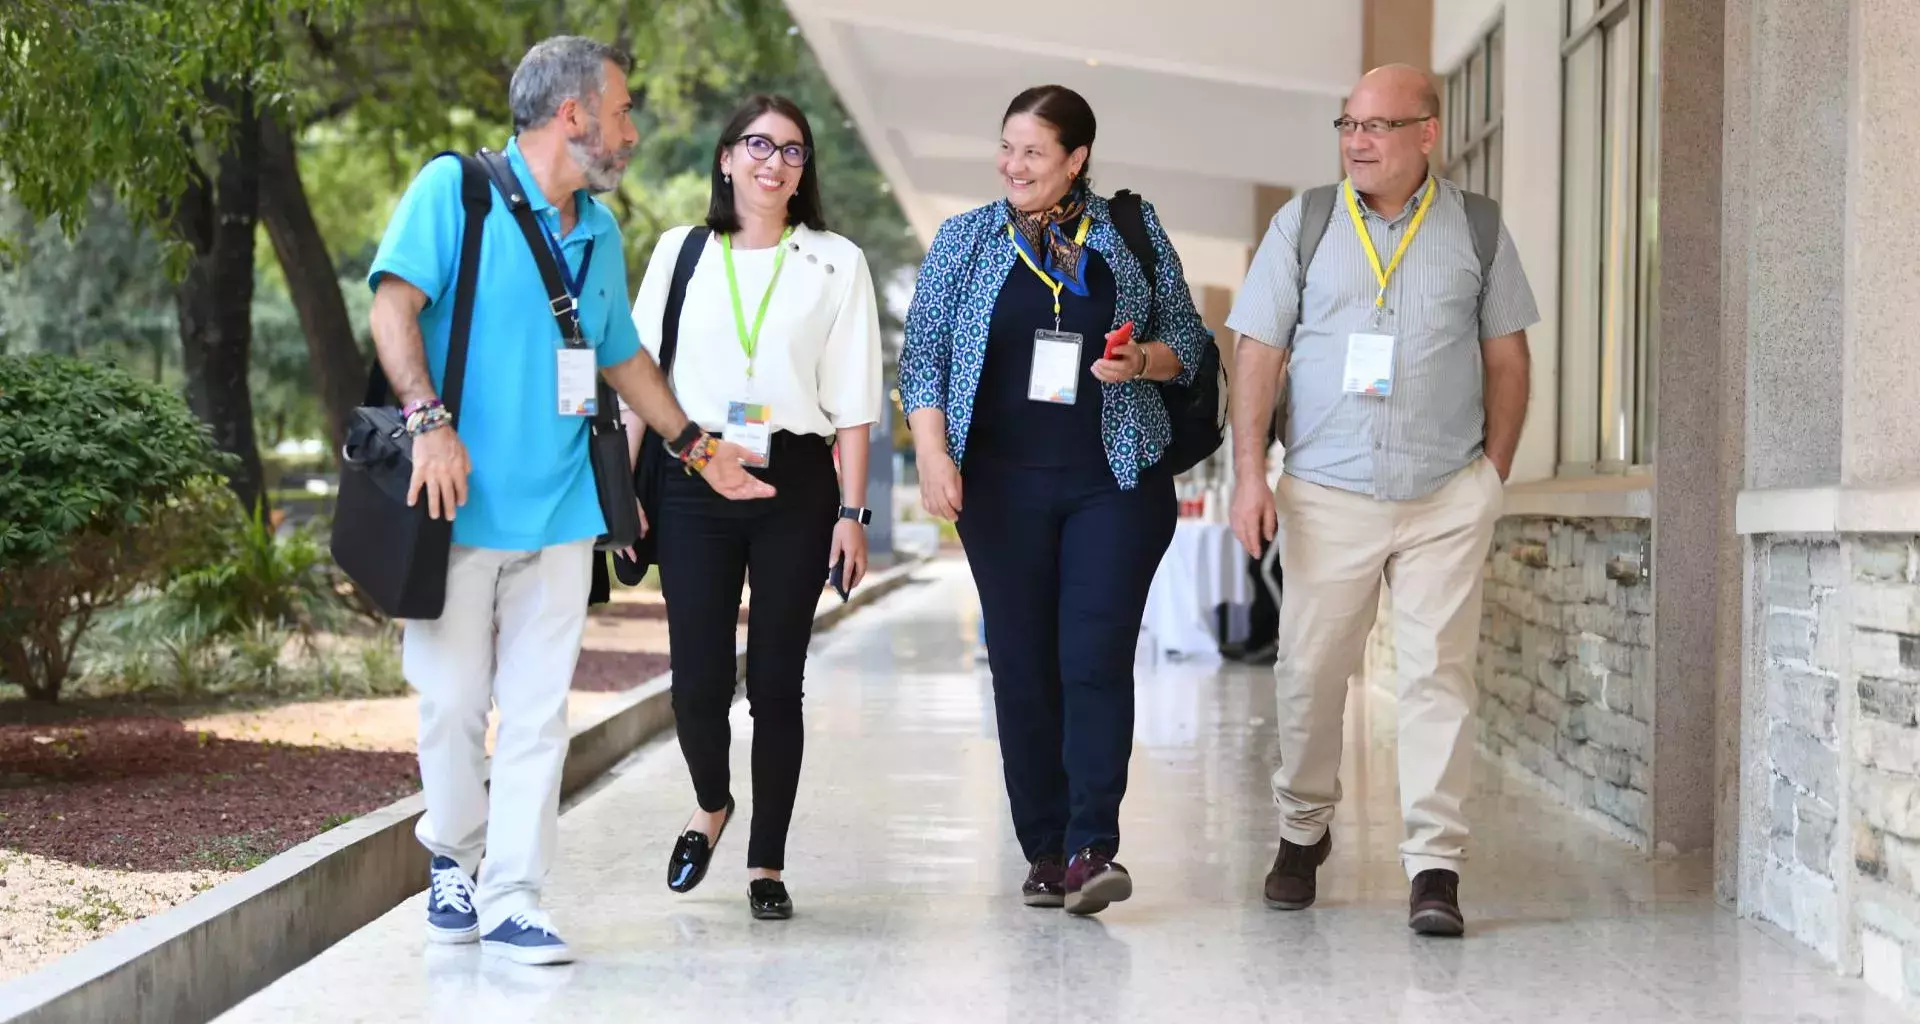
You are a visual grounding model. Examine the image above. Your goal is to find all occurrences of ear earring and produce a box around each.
[724,172,732,184]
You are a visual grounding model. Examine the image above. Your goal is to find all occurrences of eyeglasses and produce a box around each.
[1333,115,1434,137]
[737,134,811,168]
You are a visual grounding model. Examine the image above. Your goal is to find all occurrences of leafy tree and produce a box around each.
[1,0,350,512]
[0,356,234,701]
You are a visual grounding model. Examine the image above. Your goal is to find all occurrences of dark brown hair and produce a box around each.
[1002,85,1098,191]
[706,94,828,234]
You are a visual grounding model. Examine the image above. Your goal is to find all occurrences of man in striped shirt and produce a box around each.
[1225,63,1538,937]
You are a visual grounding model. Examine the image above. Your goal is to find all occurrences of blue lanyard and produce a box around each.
[540,218,595,299]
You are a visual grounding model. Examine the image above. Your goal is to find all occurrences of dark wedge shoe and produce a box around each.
[748,878,793,920]
[667,796,733,893]
[1263,831,1333,911]
[1063,848,1132,917]
[1022,854,1066,908]
[1409,869,1466,937]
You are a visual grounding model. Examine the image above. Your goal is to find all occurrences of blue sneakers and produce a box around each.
[425,856,479,944]
[481,910,574,966]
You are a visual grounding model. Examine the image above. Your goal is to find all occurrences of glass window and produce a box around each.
[1560,0,1659,473]
[1441,21,1503,203]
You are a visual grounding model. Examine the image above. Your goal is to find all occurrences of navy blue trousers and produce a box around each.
[957,460,1176,861]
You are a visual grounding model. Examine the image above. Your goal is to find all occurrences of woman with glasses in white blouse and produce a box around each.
[620,94,883,920]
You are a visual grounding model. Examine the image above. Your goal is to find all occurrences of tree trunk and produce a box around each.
[176,86,268,514]
[259,111,365,451]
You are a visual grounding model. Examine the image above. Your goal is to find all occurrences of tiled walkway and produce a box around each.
[219,559,1907,1023]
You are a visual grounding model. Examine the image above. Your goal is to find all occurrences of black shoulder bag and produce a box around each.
[473,148,640,554]
[606,225,711,589]
[1107,189,1226,477]
[330,152,491,620]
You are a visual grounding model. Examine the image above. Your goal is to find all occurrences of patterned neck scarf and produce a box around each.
[1007,183,1090,289]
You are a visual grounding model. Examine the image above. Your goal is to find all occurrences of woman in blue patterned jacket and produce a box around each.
[897,84,1212,916]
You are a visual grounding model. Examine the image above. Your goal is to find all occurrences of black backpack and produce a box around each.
[1107,190,1225,478]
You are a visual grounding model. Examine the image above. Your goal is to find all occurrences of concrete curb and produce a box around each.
[0,558,924,1024]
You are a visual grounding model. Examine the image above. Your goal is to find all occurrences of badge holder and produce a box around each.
[1343,304,1396,397]
[1029,329,1083,405]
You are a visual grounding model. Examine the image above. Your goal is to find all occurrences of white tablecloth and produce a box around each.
[1142,520,1254,658]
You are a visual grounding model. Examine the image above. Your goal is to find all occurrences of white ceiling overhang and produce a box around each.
[786,0,1362,291]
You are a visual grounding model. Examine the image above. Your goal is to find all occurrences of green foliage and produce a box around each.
[0,355,235,701]
[164,506,356,641]
[0,0,350,260]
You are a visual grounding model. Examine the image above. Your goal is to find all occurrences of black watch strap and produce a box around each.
[666,422,703,458]
[838,505,872,526]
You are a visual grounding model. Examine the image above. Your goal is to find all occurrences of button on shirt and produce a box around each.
[368,139,642,551]
[1226,177,1538,501]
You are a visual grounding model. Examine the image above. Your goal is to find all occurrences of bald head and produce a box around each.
[1339,63,1441,207]
[1348,63,1440,119]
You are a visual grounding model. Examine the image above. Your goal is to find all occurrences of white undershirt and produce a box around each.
[628,223,883,438]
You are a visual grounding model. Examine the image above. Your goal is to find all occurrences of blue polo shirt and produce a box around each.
[369,139,642,552]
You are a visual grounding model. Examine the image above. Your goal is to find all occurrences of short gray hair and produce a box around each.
[509,36,632,132]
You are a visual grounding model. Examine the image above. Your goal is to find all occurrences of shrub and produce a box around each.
[0,355,232,701]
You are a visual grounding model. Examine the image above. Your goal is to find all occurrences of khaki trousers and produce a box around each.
[1270,458,1503,879]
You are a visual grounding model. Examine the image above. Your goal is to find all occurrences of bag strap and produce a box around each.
[473,147,618,428]
[362,151,491,428]
[1293,184,1340,315]
[1107,190,1156,286]
[1462,191,1501,309]
[658,226,712,378]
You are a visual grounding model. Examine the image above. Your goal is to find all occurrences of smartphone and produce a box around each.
[827,555,851,602]
[1103,321,1136,360]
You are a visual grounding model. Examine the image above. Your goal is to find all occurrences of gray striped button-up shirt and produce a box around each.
[1227,177,1538,501]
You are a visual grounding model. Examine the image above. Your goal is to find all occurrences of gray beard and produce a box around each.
[567,123,629,194]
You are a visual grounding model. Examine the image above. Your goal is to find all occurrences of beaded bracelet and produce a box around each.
[406,404,453,436]
[402,397,442,419]
[680,434,720,475]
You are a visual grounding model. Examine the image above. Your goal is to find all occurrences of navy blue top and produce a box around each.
[966,250,1118,468]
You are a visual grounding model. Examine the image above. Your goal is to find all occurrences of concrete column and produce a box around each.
[1253,185,1293,237]
[1648,0,1727,865]
[1362,0,1434,72]
[1743,0,1851,489]
[1841,0,1920,486]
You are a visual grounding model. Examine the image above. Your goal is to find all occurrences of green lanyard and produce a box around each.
[722,227,793,379]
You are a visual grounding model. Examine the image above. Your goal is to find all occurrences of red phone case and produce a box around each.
[1103,321,1136,360]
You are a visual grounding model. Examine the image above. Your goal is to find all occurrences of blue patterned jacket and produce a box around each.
[898,193,1213,490]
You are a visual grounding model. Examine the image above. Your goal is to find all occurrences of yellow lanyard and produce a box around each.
[1342,178,1436,309]
[1007,216,1092,330]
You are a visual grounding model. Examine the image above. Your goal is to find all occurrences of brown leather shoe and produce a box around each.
[1263,831,1332,910]
[1063,847,1132,916]
[1022,854,1066,908]
[1409,869,1465,936]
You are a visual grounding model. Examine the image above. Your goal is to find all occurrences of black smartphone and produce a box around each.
[827,555,851,602]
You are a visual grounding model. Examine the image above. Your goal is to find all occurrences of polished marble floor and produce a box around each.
[219,560,1907,1023]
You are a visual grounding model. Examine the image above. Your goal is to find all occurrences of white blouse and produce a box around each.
[628,223,883,438]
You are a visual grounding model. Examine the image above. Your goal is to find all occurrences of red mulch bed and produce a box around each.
[0,717,418,872]
[570,650,672,692]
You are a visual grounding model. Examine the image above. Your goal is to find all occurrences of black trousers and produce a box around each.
[656,432,838,870]
[1246,543,1281,645]
[957,459,1176,861]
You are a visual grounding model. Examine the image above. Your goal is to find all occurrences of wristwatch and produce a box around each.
[838,505,872,526]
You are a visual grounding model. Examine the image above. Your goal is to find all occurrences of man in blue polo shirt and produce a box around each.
[366,35,768,966]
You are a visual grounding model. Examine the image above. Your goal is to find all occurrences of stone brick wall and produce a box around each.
[1847,535,1920,1007]
[1476,517,1654,846]
[1754,538,1847,962]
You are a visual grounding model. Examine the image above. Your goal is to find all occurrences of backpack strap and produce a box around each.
[1462,191,1501,310]
[361,151,491,425]
[1293,184,1340,314]
[1107,190,1156,286]
[657,226,712,379]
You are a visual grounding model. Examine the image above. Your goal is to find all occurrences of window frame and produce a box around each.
[1558,0,1661,476]
[1441,22,1504,201]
